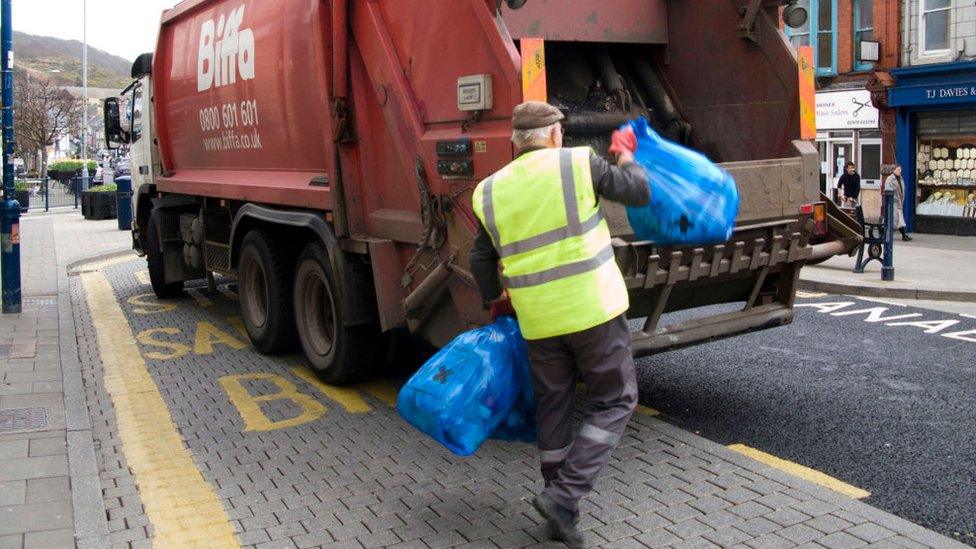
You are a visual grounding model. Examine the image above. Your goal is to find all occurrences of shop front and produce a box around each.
[815,88,884,202]
[889,62,976,236]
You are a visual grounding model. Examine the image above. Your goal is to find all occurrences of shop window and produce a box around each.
[787,0,837,76]
[861,143,881,181]
[915,112,976,220]
[853,0,874,71]
[920,0,951,54]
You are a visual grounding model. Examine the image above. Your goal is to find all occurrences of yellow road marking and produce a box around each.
[137,328,191,361]
[290,367,372,414]
[357,380,400,408]
[194,321,248,355]
[796,291,827,299]
[127,293,178,314]
[134,270,150,285]
[81,266,239,548]
[727,444,870,499]
[187,287,214,308]
[636,405,660,416]
[219,373,326,432]
[227,316,248,339]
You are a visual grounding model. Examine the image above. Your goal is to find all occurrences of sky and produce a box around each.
[14,0,182,62]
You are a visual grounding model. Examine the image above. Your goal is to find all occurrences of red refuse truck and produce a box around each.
[103,0,858,383]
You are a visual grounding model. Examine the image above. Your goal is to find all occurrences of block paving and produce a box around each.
[0,211,966,548]
[68,255,967,548]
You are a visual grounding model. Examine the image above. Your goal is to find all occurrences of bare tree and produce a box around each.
[13,69,80,178]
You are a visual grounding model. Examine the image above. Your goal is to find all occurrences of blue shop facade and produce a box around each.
[889,61,976,236]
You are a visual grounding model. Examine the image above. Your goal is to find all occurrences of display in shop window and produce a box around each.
[915,140,976,219]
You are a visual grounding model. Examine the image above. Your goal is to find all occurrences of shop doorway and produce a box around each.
[830,141,854,198]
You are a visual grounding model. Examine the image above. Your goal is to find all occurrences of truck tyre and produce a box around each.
[237,230,296,354]
[146,210,184,299]
[293,242,377,384]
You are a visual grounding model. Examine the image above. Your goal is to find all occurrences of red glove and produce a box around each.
[609,126,637,158]
[489,296,516,320]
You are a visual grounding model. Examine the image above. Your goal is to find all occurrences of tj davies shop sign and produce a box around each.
[891,83,976,107]
[923,85,976,101]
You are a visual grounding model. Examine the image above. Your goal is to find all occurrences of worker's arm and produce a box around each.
[469,223,504,302]
[589,151,651,207]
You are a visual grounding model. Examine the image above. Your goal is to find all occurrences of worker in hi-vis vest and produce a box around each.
[470,101,650,547]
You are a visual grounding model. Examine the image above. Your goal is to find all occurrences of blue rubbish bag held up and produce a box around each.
[397,316,536,457]
[625,117,739,246]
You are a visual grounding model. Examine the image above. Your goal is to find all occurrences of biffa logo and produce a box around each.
[197,4,255,92]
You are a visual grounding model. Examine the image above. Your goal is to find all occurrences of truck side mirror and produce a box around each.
[103,97,127,149]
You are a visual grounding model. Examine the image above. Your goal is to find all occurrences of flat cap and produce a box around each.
[512,101,564,130]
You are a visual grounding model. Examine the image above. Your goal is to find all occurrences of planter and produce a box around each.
[14,190,29,213]
[81,190,118,220]
[47,169,80,183]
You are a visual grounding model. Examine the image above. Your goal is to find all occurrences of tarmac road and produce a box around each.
[634,293,976,546]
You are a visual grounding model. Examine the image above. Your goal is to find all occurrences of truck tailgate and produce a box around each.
[603,141,820,355]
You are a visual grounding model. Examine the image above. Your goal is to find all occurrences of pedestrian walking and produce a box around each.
[837,161,861,207]
[884,164,912,241]
[469,101,650,547]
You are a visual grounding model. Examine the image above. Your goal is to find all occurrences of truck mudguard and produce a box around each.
[229,204,377,326]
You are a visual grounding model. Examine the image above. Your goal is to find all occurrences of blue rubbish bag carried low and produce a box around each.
[397,316,536,456]
[625,117,739,246]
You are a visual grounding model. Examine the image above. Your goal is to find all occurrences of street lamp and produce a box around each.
[81,0,89,182]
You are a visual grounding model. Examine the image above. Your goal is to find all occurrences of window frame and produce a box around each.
[919,0,953,56]
[786,0,838,76]
[853,0,875,72]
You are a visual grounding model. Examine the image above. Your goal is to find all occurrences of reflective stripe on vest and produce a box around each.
[502,243,615,289]
[480,149,611,285]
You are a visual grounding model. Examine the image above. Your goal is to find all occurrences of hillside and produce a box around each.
[14,31,132,89]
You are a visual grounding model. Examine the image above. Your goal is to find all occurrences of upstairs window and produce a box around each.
[787,0,838,76]
[920,0,951,54]
[853,0,875,71]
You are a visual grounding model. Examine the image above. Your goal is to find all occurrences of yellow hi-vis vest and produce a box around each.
[472,147,629,340]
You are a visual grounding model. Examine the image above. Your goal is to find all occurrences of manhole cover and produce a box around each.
[0,407,49,432]
[24,297,57,308]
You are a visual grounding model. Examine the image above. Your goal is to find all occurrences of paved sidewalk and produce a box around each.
[800,234,976,302]
[0,211,129,549]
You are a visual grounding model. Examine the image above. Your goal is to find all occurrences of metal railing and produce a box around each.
[13,176,94,211]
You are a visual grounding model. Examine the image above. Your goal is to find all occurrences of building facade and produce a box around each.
[787,0,902,200]
[886,0,976,235]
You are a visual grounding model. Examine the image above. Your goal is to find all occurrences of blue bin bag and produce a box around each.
[397,316,536,456]
[625,117,739,246]
[488,317,537,445]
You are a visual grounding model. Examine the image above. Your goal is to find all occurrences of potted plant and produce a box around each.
[14,180,32,212]
[81,182,118,220]
[47,159,98,186]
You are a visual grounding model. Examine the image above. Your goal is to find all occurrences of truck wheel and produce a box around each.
[293,242,376,384]
[237,230,296,354]
[146,210,184,299]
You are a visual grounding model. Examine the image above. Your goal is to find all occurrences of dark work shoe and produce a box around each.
[532,493,584,548]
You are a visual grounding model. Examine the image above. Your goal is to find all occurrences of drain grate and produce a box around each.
[0,407,49,432]
[24,297,57,308]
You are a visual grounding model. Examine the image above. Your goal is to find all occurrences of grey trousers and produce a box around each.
[526,314,638,514]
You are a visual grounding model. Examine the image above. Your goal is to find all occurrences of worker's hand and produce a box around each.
[488,294,516,320]
[615,150,635,166]
[609,127,638,162]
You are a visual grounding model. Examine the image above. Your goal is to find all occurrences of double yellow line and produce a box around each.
[82,258,239,548]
